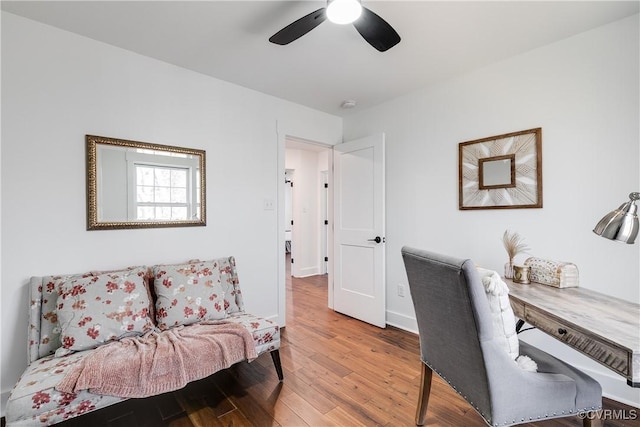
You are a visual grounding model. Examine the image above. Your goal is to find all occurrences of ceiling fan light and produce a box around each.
[327,0,362,25]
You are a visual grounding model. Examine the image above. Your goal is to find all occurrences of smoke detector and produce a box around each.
[340,100,357,109]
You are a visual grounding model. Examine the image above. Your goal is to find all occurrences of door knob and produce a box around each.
[368,236,382,244]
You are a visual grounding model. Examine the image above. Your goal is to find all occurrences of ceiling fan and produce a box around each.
[269,0,401,52]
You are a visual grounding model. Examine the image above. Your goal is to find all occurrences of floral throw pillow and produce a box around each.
[153,261,227,330]
[55,267,154,354]
[90,266,156,325]
[217,256,244,314]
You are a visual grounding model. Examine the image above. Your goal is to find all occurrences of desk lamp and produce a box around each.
[593,192,639,244]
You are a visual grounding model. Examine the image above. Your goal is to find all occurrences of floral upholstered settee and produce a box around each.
[5,256,282,426]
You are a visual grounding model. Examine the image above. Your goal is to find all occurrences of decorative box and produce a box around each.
[523,257,579,288]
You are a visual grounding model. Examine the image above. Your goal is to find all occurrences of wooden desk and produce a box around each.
[506,279,640,387]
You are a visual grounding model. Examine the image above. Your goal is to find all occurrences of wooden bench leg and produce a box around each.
[416,362,433,426]
[270,350,284,381]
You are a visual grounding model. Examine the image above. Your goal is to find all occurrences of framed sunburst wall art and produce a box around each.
[459,128,542,210]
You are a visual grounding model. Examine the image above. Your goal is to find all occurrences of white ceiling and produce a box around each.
[3,1,639,117]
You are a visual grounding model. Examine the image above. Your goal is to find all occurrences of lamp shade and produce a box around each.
[593,192,639,244]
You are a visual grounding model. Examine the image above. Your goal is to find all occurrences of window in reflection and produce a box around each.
[135,165,191,220]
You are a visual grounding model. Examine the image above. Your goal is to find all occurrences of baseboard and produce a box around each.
[579,365,640,409]
[293,266,320,278]
[385,310,417,334]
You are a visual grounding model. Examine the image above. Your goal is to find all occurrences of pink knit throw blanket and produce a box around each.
[56,322,258,398]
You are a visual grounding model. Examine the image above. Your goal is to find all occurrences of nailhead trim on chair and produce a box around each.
[424,358,602,427]
[492,406,603,426]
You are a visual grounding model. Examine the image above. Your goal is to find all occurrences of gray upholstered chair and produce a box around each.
[401,246,602,427]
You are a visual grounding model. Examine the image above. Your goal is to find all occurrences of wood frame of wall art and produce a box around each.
[458,128,542,210]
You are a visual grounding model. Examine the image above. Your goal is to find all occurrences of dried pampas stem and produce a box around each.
[502,230,530,261]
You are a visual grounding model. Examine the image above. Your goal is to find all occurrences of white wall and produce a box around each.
[0,12,342,413]
[343,15,640,406]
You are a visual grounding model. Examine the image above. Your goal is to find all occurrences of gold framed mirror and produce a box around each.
[86,135,206,230]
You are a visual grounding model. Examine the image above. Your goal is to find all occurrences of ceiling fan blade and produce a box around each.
[353,6,401,52]
[269,8,327,45]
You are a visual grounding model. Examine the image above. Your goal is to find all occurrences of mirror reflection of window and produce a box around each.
[125,152,200,222]
[135,165,190,221]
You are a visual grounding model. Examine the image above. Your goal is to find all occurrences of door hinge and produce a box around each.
[291,258,294,264]
[324,256,329,262]
[324,183,328,188]
[291,220,294,225]
[324,220,328,225]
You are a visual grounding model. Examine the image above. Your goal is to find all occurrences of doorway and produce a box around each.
[284,138,331,279]
[277,131,386,329]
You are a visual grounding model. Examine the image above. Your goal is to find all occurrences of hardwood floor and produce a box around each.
[53,272,639,427]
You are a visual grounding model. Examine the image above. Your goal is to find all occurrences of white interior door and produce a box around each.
[333,134,385,328]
